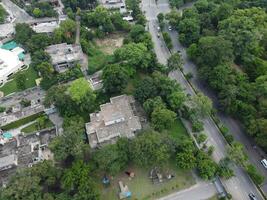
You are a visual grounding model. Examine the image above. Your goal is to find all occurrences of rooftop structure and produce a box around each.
[45,43,83,73]
[31,21,59,33]
[0,154,17,171]
[100,0,127,13]
[0,24,15,40]
[0,48,24,85]
[85,95,141,148]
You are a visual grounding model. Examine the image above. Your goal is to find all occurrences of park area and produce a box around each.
[98,163,195,200]
[98,119,194,200]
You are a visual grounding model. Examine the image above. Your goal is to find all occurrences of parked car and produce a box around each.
[261,159,267,169]
[168,26,172,31]
[248,193,257,200]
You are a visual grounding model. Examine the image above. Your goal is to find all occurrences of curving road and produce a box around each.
[142,0,264,199]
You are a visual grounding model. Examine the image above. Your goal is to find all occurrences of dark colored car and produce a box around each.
[249,193,257,200]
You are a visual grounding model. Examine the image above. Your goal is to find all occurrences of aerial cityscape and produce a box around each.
[0,0,266,200]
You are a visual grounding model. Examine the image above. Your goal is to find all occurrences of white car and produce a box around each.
[157,26,160,31]
[168,26,172,31]
[261,159,267,169]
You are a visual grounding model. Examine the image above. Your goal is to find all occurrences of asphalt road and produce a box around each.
[1,0,33,23]
[142,0,264,199]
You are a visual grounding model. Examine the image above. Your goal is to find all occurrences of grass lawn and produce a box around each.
[98,162,195,200]
[88,43,113,75]
[21,119,54,135]
[0,66,39,96]
[163,119,188,141]
[124,72,149,95]
[1,112,44,131]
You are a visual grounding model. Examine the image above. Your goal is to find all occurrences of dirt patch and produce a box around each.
[95,33,126,55]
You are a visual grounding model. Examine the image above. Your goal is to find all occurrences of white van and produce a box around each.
[261,159,267,169]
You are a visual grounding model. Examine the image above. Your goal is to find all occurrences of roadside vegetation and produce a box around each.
[165,0,267,189]
[0,0,248,200]
[0,4,7,24]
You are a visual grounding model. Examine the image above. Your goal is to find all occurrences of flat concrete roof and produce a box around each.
[0,23,14,38]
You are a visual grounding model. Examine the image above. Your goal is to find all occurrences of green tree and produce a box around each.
[157,13,164,23]
[36,62,54,79]
[15,23,33,45]
[167,53,184,72]
[68,78,96,113]
[0,171,42,200]
[167,91,186,112]
[102,64,129,94]
[49,116,87,161]
[162,32,173,50]
[92,139,129,175]
[130,131,171,167]
[15,72,27,91]
[143,96,166,116]
[246,164,265,185]
[192,93,213,117]
[61,160,99,200]
[196,151,218,180]
[227,142,248,167]
[33,8,42,17]
[194,36,233,67]
[114,43,152,70]
[151,107,177,131]
[134,77,157,103]
[0,4,6,24]
[178,15,200,46]
[176,151,196,169]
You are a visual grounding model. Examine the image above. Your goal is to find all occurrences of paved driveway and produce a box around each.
[158,182,217,200]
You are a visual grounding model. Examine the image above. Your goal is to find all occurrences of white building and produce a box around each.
[0,48,24,85]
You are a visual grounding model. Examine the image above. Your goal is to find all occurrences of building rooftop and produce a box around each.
[0,24,14,38]
[32,21,59,33]
[86,95,141,148]
[0,48,23,79]
[45,43,83,65]
[0,154,17,170]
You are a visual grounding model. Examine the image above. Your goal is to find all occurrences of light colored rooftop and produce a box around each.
[0,48,23,78]
[86,95,141,148]
[0,23,15,38]
[32,21,59,33]
[0,154,17,169]
[45,43,83,65]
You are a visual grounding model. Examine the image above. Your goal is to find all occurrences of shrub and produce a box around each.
[225,134,234,144]
[192,120,204,132]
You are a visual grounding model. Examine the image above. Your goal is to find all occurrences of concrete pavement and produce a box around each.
[142,0,264,199]
[158,182,216,200]
[1,0,33,23]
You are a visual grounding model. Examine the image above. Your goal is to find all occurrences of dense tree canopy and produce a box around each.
[176,0,267,152]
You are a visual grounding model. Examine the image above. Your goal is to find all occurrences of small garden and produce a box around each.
[0,66,38,96]
[0,112,53,133]
[21,116,54,135]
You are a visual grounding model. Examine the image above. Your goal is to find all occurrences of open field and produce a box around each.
[95,33,125,55]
